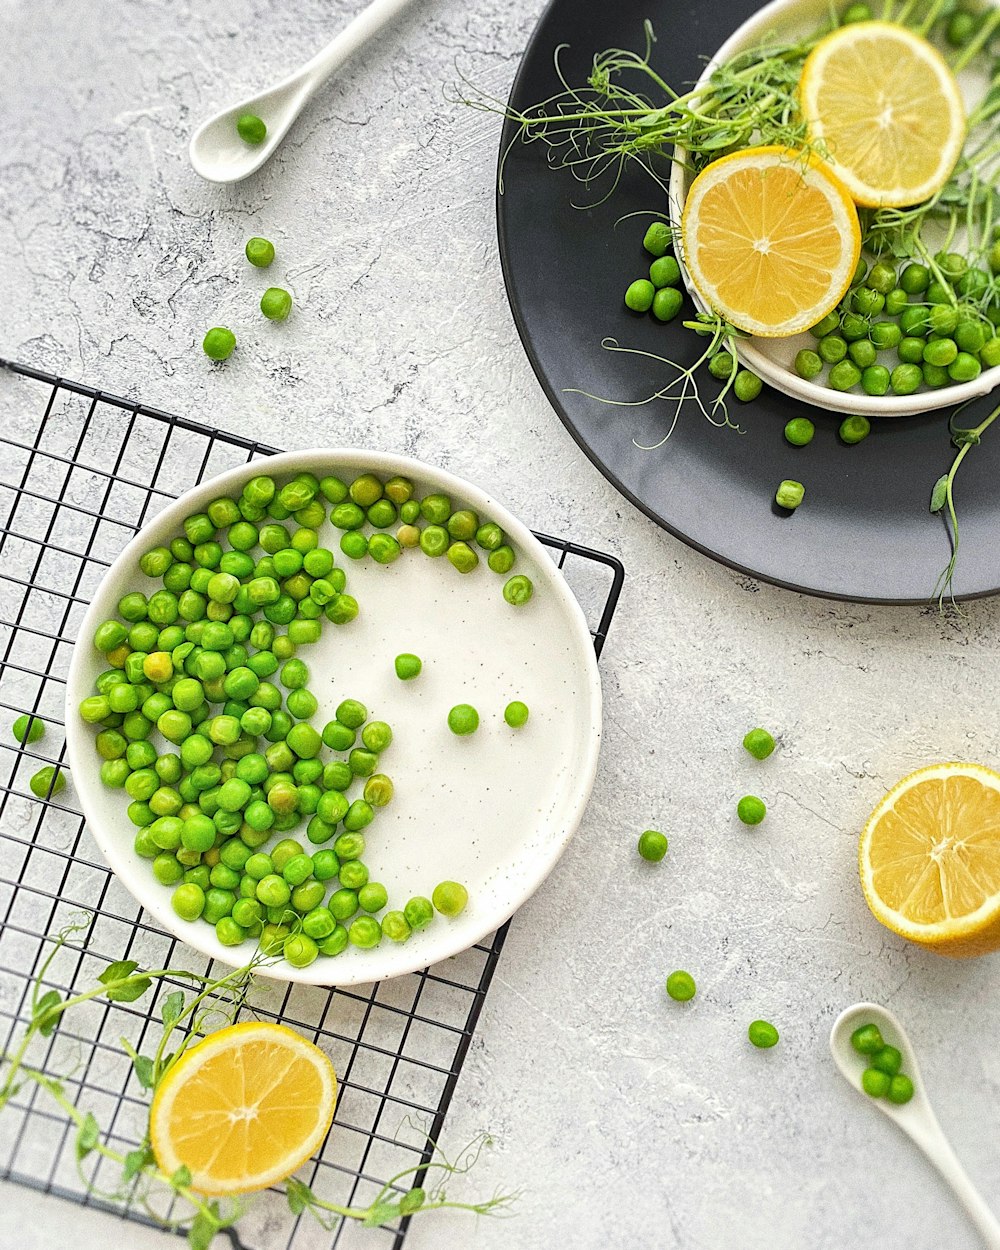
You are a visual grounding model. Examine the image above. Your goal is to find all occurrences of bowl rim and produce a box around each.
[666,0,1000,418]
[64,447,603,986]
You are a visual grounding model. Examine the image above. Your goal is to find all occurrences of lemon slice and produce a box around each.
[150,1021,337,1195]
[859,762,1000,958]
[800,21,966,208]
[680,145,861,338]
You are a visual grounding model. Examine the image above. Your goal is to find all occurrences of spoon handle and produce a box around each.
[912,1122,1000,1249]
[299,0,421,88]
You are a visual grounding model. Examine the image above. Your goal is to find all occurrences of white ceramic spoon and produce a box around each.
[189,0,420,183]
[830,1002,1000,1249]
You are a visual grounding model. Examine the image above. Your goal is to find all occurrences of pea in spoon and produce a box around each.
[830,1002,1000,1249]
[189,0,421,184]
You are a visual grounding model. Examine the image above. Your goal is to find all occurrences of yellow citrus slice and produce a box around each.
[800,21,966,208]
[680,145,861,338]
[150,1021,337,1195]
[859,762,1000,958]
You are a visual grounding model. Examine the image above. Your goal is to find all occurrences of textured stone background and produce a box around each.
[3,0,1000,1247]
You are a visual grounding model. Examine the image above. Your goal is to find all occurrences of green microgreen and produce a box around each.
[1,915,517,1248]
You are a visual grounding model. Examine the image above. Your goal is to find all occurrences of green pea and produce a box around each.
[13,714,45,745]
[954,320,987,355]
[922,337,958,368]
[922,362,950,388]
[981,337,1000,369]
[651,287,684,322]
[869,321,902,352]
[775,479,805,510]
[926,281,953,307]
[839,415,871,445]
[848,339,877,369]
[348,916,382,949]
[326,594,358,625]
[818,334,848,364]
[862,1067,892,1098]
[809,311,840,338]
[887,1074,914,1104]
[260,287,292,322]
[152,852,184,885]
[850,1024,884,1055]
[784,418,815,449]
[504,700,530,728]
[737,795,766,824]
[842,1,872,21]
[400,499,421,524]
[866,261,896,295]
[625,279,655,312]
[708,351,735,380]
[733,370,762,402]
[343,799,374,832]
[871,1045,902,1076]
[665,971,696,1002]
[884,288,909,318]
[404,896,434,931]
[312,850,341,881]
[852,287,884,317]
[637,830,668,862]
[370,533,402,564]
[747,1019,779,1048]
[329,888,359,921]
[363,774,394,807]
[897,336,926,365]
[395,653,422,680]
[503,574,533,605]
[358,882,388,912]
[488,546,515,575]
[828,360,862,391]
[949,352,981,383]
[794,349,823,380]
[419,525,449,558]
[446,541,478,573]
[447,704,479,735]
[203,328,236,361]
[237,113,266,144]
[899,263,930,294]
[382,911,412,943]
[172,882,205,922]
[642,221,672,256]
[890,363,923,395]
[861,365,890,396]
[742,728,775,759]
[432,880,468,916]
[283,933,319,968]
[840,312,869,342]
[30,765,66,799]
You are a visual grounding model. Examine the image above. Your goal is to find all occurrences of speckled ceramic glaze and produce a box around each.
[65,449,602,985]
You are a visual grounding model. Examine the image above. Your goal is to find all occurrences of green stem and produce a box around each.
[936,401,1000,607]
[952,9,1000,74]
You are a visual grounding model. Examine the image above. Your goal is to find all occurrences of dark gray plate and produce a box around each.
[496,0,1000,603]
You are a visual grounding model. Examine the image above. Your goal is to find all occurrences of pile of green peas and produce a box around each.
[794,249,1000,399]
[851,1022,915,1104]
[76,467,510,967]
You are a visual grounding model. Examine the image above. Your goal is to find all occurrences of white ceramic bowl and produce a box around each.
[65,449,602,985]
[667,0,1000,416]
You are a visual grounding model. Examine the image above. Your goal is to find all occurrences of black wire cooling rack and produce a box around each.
[0,359,624,1249]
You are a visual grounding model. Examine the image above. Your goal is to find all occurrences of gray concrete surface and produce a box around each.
[3,1,999,1248]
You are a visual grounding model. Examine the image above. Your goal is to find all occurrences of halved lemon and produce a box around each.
[800,21,966,208]
[150,1021,337,1195]
[680,145,861,338]
[859,762,1000,959]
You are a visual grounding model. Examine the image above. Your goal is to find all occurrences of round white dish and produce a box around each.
[65,449,603,986]
[666,0,1000,417]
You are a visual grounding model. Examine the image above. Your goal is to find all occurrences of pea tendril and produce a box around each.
[0,916,517,1248]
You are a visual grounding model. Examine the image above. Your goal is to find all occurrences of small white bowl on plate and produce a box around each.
[65,449,602,985]
[667,0,1000,416]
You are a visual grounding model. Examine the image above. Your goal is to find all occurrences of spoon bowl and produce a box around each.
[189,0,420,184]
[831,1002,1000,1249]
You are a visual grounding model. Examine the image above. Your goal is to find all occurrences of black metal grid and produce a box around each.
[0,359,624,1248]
